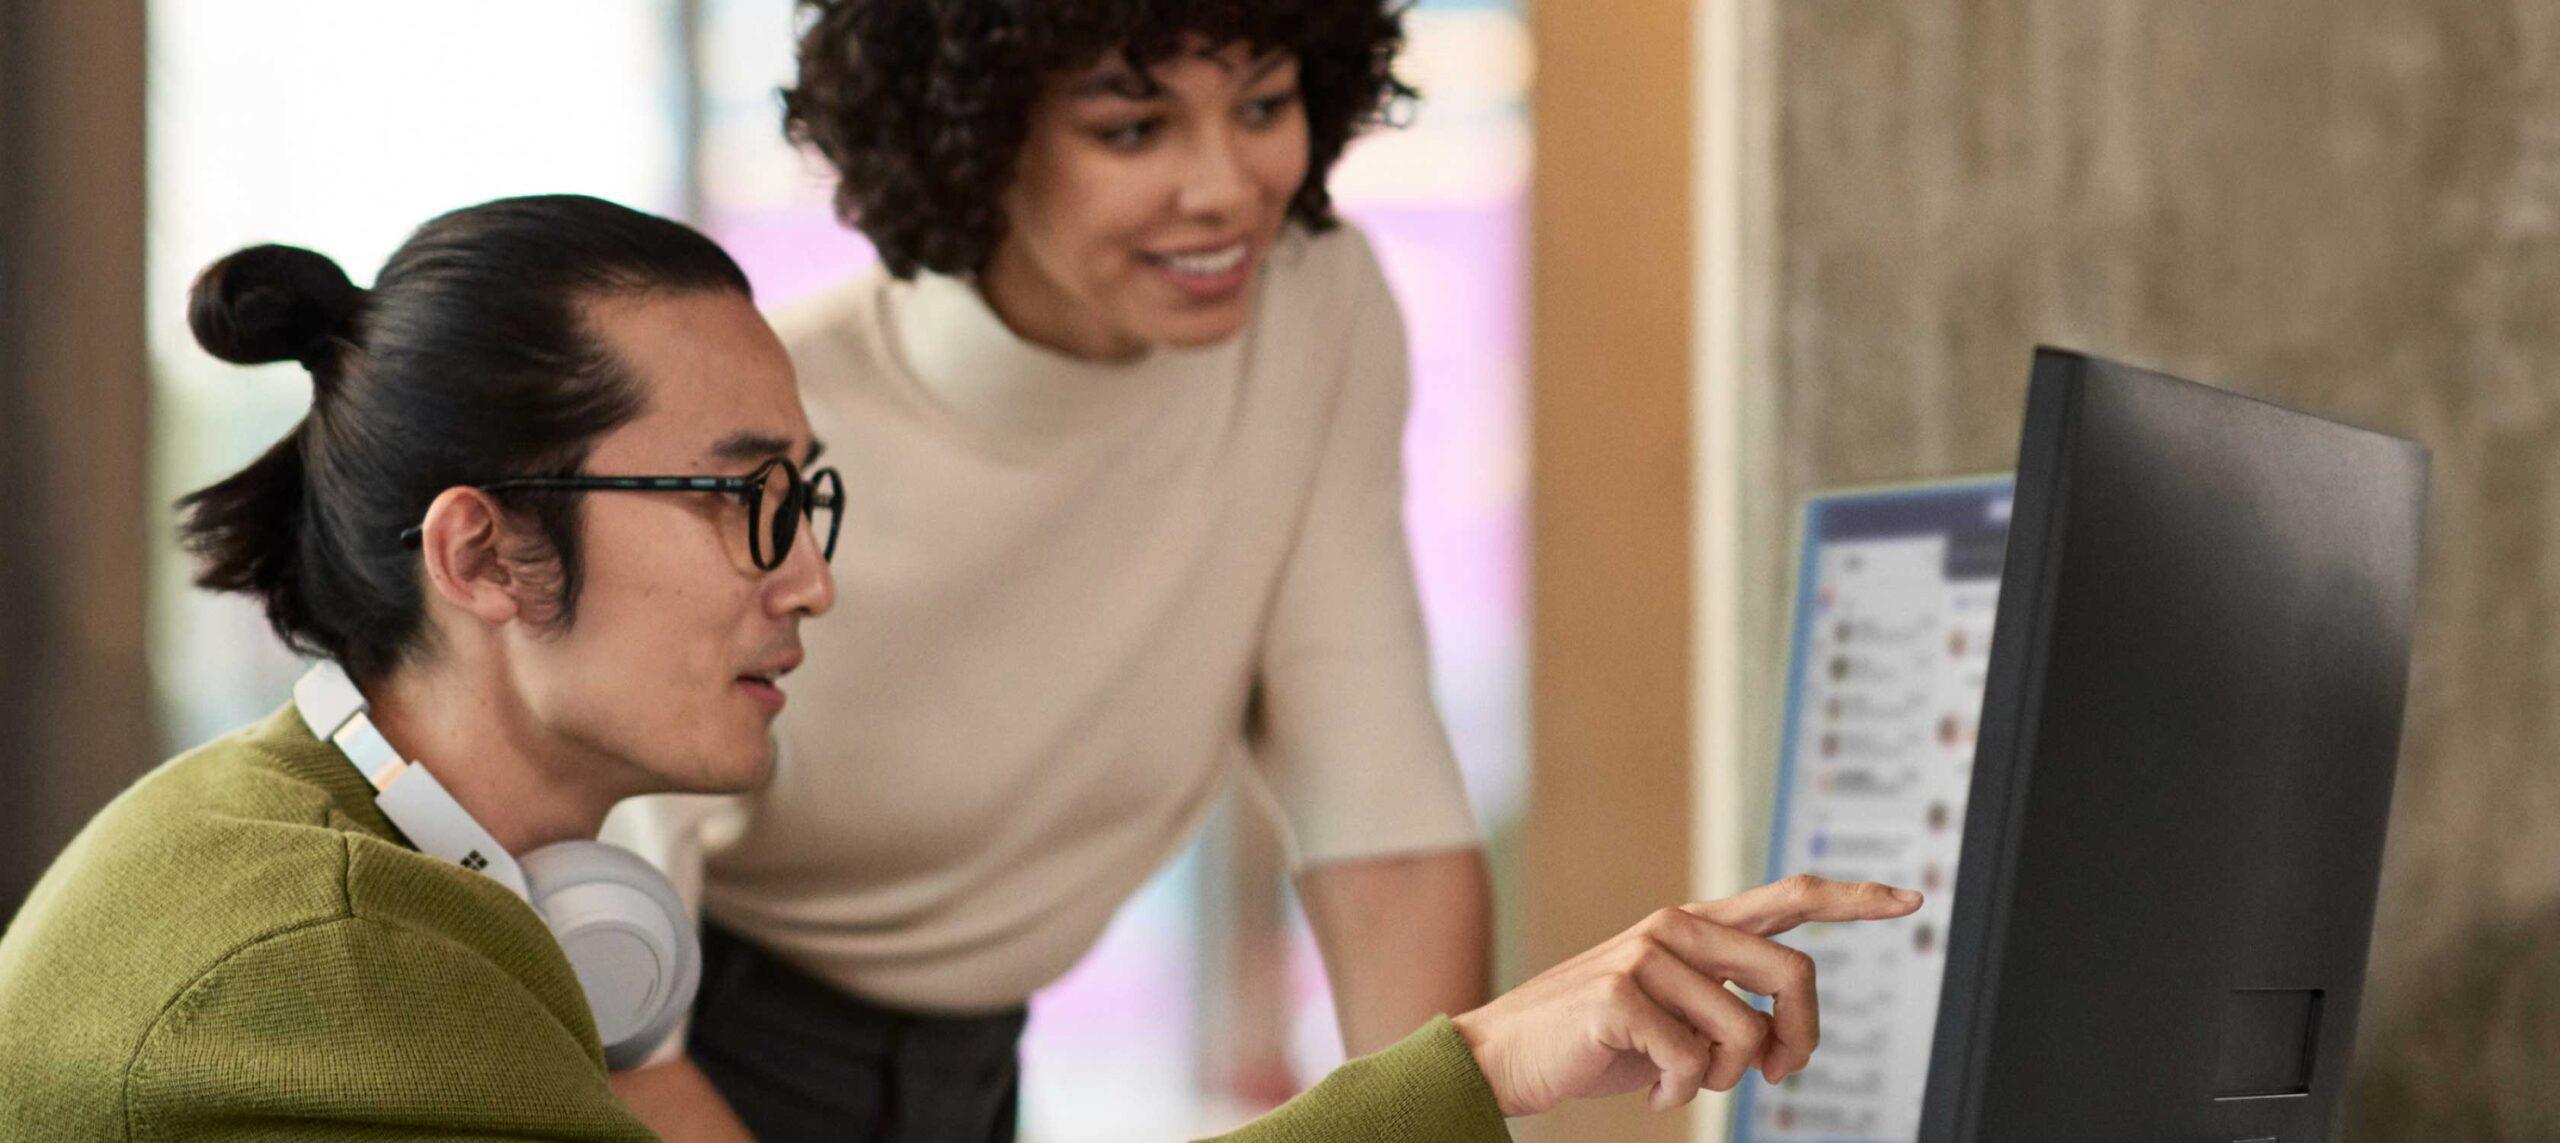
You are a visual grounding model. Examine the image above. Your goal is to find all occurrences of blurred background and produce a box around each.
[3,1,2554,1141]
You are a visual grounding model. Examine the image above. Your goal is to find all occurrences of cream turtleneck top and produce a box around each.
[606,224,1479,1014]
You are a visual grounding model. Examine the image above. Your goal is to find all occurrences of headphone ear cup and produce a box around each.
[519,841,701,1071]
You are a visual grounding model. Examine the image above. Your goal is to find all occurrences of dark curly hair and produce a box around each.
[783,0,1417,279]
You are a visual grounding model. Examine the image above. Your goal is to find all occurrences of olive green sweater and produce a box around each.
[0,708,1510,1142]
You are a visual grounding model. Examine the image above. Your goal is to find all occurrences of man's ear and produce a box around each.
[415,486,524,627]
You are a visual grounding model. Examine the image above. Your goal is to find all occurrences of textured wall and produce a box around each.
[1760,2,2560,1135]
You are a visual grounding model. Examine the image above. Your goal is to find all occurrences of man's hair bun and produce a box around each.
[175,195,751,681]
[186,244,365,373]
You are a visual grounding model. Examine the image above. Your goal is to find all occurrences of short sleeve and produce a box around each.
[124,916,653,1141]
[1240,229,1482,869]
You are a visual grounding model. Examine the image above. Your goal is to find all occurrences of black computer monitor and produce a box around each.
[1918,349,2429,1143]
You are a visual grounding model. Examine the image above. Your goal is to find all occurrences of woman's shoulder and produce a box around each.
[1246,222,1405,370]
[1244,222,1408,402]
[767,266,898,367]
[1261,220,1394,310]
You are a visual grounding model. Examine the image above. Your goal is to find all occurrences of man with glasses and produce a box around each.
[0,201,852,1140]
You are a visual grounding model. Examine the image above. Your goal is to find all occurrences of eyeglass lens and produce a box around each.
[749,460,844,570]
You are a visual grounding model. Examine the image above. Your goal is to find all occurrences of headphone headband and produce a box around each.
[292,662,531,899]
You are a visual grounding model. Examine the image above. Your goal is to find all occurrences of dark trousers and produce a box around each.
[688,921,1027,1143]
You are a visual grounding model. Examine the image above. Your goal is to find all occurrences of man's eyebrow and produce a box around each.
[706,431,822,466]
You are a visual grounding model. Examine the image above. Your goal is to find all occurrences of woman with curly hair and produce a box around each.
[610,2,1501,1136]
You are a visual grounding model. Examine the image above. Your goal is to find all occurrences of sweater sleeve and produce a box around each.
[123,915,655,1142]
[1195,1016,1511,1143]
[1240,227,1483,869]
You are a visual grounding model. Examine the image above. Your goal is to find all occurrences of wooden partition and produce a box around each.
[0,0,157,915]
[1523,1,1698,1139]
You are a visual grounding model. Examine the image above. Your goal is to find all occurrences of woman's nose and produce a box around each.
[1175,127,1253,220]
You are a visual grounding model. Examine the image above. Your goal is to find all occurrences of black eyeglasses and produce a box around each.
[399,456,845,571]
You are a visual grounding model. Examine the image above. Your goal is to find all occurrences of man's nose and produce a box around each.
[771,525,837,618]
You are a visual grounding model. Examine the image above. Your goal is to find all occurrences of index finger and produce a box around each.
[1683,875,1921,938]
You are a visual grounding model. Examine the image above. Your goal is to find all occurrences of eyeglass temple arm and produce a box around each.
[394,469,814,548]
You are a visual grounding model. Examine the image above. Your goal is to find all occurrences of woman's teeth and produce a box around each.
[1156,243,1247,275]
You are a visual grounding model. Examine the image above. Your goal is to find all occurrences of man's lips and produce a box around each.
[736,653,803,713]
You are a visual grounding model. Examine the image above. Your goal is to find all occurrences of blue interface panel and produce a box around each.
[1731,478,2013,1143]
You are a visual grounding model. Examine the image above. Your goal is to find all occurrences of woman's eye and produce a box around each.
[1240,91,1300,128]
[1096,118,1162,150]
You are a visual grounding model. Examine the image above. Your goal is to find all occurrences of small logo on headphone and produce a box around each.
[461,851,489,872]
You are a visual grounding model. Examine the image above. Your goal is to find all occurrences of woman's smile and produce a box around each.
[1142,237,1256,301]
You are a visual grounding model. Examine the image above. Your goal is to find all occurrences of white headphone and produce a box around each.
[292,662,700,1070]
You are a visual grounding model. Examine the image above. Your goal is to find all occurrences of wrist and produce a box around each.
[1446,1008,1521,1117]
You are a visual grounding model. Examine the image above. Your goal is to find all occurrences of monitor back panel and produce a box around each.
[1919,349,2429,1143]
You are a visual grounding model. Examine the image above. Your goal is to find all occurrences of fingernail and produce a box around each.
[1893,888,1922,905]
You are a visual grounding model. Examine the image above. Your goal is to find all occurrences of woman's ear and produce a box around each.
[415,486,524,627]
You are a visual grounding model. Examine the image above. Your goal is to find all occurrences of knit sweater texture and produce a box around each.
[0,707,1509,1141]
[0,706,651,1140]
